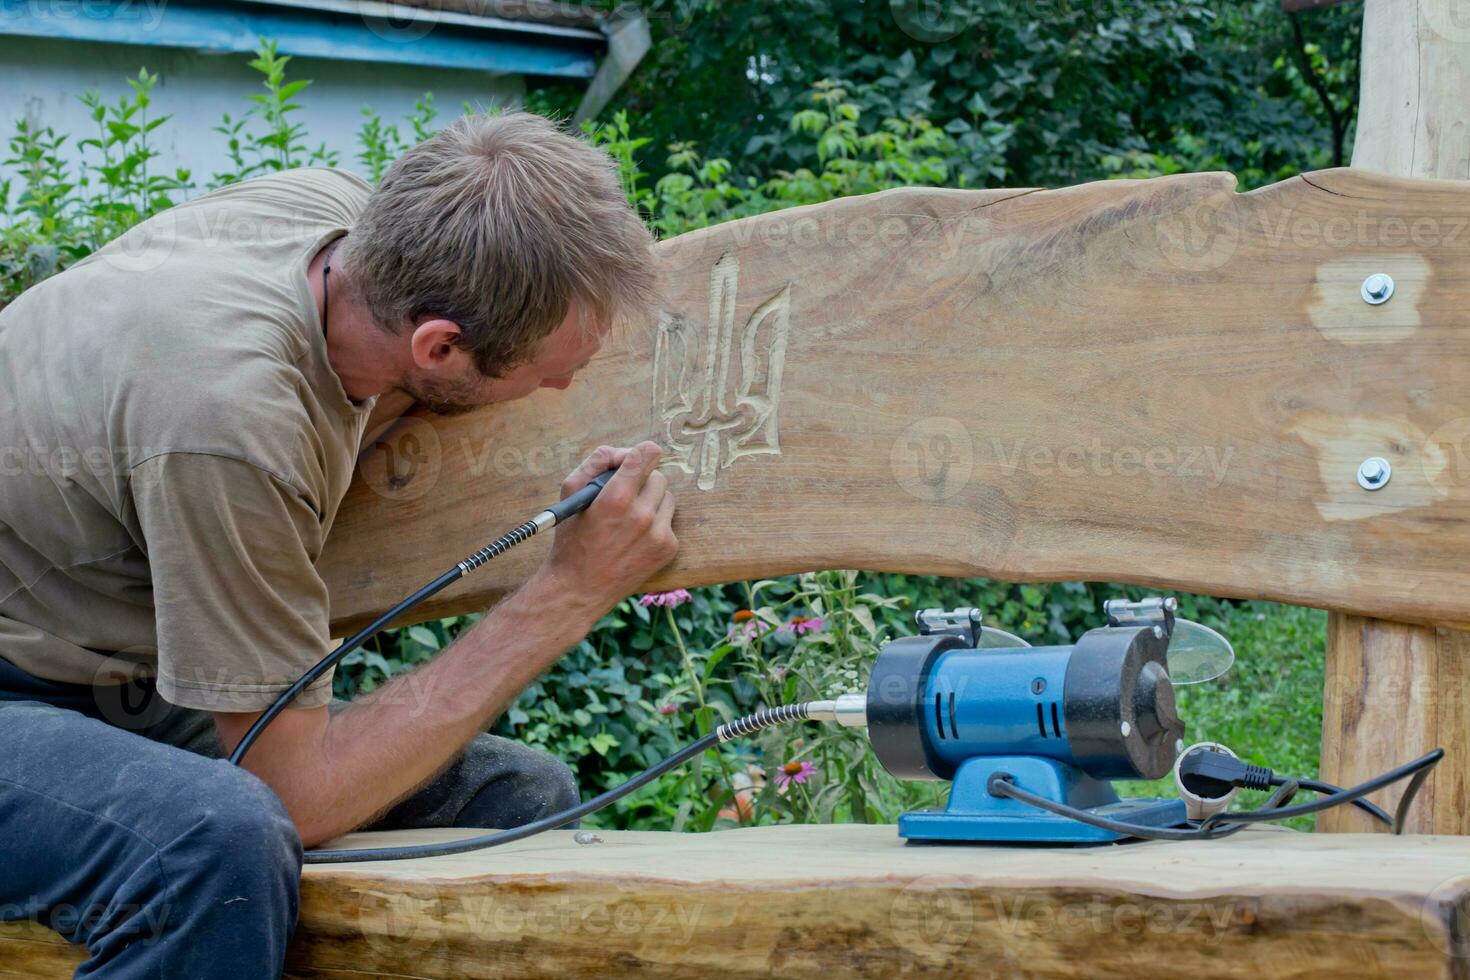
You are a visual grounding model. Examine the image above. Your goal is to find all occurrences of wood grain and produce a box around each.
[322,167,1470,634]
[1318,0,1470,836]
[7,825,1470,978]
[1353,0,1470,180]
[1319,615,1470,833]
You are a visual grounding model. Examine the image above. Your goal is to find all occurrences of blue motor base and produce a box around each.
[898,756,1188,844]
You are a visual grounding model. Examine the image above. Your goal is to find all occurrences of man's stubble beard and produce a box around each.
[400,368,491,417]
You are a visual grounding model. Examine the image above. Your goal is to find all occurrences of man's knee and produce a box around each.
[458,735,580,828]
[189,763,302,870]
[61,754,301,976]
[151,762,302,923]
[513,742,580,814]
[368,734,580,831]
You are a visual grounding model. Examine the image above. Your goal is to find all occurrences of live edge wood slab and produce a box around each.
[321,167,1470,636]
[4,825,1470,978]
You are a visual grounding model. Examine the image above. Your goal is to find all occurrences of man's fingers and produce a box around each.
[635,468,669,510]
[655,488,676,529]
[594,441,662,512]
[561,444,629,498]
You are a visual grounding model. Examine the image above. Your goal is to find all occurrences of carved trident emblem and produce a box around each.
[653,254,792,491]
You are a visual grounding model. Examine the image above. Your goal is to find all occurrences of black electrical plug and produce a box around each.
[1177,745,1273,798]
[1174,742,1396,828]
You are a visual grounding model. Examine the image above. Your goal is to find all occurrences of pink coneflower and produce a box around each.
[782,616,825,636]
[775,760,817,789]
[639,589,692,608]
[727,609,763,642]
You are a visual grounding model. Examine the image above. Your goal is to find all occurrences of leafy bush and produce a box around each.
[3,33,1333,831]
[544,0,1361,194]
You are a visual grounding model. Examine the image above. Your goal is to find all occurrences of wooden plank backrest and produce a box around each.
[320,167,1470,635]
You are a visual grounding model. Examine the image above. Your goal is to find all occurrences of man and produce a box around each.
[0,112,676,976]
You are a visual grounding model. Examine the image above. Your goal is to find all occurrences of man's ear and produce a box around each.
[408,318,465,371]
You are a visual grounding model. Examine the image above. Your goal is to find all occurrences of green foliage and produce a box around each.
[2,68,192,298]
[215,38,339,185]
[555,0,1361,195]
[357,94,439,184]
[1,38,362,304]
[587,80,992,241]
[2,19,1342,833]
[2,121,74,297]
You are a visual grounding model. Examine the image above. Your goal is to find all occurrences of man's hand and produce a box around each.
[540,441,677,614]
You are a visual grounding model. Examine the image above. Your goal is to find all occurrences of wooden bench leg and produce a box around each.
[1318,613,1470,833]
[1319,0,1470,836]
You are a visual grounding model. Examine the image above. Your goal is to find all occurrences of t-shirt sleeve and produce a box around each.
[130,451,335,711]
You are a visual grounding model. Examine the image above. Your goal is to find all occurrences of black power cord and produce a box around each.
[307,733,720,863]
[1198,749,1443,835]
[306,703,830,863]
[989,748,1444,841]
[313,734,1443,861]
[227,469,616,768]
[1289,777,1394,829]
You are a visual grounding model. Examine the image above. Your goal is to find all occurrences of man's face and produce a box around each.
[400,304,606,416]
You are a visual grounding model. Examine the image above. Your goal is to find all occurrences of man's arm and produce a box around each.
[211,442,675,847]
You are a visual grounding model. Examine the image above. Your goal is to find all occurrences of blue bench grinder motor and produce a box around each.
[866,598,1190,843]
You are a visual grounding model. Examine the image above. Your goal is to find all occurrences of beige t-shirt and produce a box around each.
[0,167,375,711]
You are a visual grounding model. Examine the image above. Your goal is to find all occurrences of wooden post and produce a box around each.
[1318,0,1470,833]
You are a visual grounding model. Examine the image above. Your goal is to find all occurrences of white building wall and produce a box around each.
[0,35,525,195]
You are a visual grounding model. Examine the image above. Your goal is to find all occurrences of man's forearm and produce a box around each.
[239,570,601,846]
[218,440,676,846]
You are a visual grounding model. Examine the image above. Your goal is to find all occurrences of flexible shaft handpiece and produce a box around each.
[230,468,618,767]
[456,469,616,574]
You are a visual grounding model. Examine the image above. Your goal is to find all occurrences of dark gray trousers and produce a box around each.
[0,660,578,978]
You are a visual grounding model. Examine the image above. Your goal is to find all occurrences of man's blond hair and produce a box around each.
[343,111,659,376]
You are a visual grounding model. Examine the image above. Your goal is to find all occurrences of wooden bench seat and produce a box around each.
[5,825,1469,977]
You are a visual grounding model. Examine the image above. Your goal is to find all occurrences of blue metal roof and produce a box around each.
[0,0,604,77]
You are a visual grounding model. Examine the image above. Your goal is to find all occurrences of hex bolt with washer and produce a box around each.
[1357,456,1392,491]
[1361,273,1395,305]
